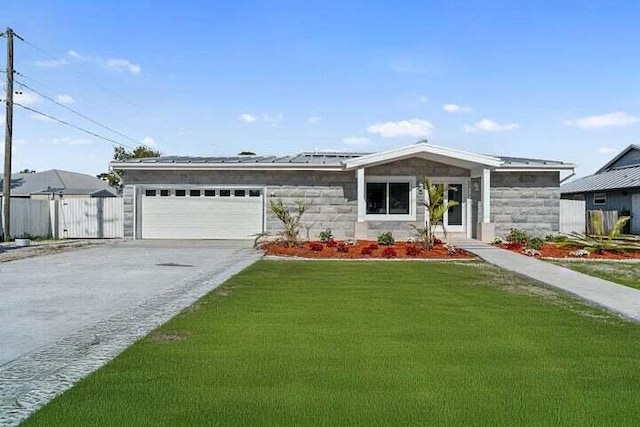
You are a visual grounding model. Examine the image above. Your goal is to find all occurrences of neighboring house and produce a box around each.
[111,142,574,242]
[561,144,640,234]
[0,169,118,199]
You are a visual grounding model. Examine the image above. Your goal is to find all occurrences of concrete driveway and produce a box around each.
[0,240,260,366]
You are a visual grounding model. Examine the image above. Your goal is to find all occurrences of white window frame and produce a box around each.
[593,192,607,206]
[364,176,416,221]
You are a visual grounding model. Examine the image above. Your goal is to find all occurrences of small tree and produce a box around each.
[269,199,307,247]
[98,145,161,188]
[417,176,459,249]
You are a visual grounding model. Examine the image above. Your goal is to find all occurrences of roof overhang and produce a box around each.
[110,162,344,172]
[342,143,503,170]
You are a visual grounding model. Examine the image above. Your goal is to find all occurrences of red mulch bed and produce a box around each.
[262,240,474,259]
[498,243,640,260]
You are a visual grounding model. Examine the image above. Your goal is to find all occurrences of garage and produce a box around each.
[141,187,264,239]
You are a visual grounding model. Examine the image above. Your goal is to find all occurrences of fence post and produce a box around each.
[97,197,104,239]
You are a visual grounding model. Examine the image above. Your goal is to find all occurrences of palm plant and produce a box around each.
[414,176,459,249]
[269,199,307,247]
[560,210,638,253]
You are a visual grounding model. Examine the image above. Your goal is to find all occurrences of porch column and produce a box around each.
[356,167,365,222]
[481,168,491,223]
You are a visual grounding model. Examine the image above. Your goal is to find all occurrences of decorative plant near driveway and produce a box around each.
[377,231,395,246]
[419,176,459,249]
[269,199,307,247]
[319,228,333,243]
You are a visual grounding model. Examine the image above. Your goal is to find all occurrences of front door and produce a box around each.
[433,180,467,234]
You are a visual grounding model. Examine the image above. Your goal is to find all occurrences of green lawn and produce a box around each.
[25,261,640,426]
[551,260,640,290]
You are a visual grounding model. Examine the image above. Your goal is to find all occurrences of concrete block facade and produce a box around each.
[121,161,563,241]
[491,171,560,238]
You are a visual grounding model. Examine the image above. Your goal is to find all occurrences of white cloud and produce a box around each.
[68,50,141,75]
[443,103,472,113]
[35,58,68,67]
[564,112,640,129]
[418,95,428,103]
[599,147,619,154]
[367,119,434,138]
[263,112,284,126]
[14,91,41,106]
[56,94,75,105]
[342,136,371,146]
[308,116,322,124]
[105,59,141,75]
[142,136,157,147]
[239,113,256,123]
[464,119,519,132]
[52,137,93,146]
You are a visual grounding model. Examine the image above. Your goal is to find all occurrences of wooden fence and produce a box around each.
[586,210,623,235]
[0,197,122,239]
[559,199,586,234]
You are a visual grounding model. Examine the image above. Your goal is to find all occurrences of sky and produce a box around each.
[2,0,640,178]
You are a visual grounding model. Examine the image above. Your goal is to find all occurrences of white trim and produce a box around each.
[357,168,366,222]
[465,198,473,238]
[344,142,502,170]
[364,175,417,221]
[494,166,575,172]
[111,162,344,171]
[482,168,491,224]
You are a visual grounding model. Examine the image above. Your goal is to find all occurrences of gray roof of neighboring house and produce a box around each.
[0,169,118,197]
[561,165,640,194]
[121,152,570,167]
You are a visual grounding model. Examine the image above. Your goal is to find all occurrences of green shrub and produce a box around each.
[319,228,333,243]
[526,237,544,250]
[377,231,395,246]
[505,228,529,245]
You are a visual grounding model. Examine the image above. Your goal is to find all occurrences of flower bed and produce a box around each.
[261,240,473,259]
[496,242,640,260]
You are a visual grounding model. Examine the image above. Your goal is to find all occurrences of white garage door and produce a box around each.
[141,188,263,239]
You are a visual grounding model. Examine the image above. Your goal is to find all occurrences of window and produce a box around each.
[249,189,261,197]
[160,189,170,197]
[220,189,231,197]
[366,181,410,215]
[145,189,156,197]
[204,189,215,197]
[175,189,186,197]
[234,189,246,197]
[593,193,607,205]
[189,189,201,197]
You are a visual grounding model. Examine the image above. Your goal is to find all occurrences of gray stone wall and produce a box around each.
[122,170,358,239]
[367,157,470,177]
[491,171,560,238]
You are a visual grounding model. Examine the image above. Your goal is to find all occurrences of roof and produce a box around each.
[110,142,574,172]
[0,169,118,197]
[561,165,640,194]
[595,144,640,174]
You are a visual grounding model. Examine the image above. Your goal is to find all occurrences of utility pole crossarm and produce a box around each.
[3,27,14,242]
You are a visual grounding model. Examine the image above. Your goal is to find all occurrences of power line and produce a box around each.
[15,78,151,148]
[14,102,137,150]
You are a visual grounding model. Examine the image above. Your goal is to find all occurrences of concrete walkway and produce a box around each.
[455,239,640,322]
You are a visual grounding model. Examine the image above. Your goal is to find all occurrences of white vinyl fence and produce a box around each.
[53,198,123,239]
[559,199,586,234]
[0,197,51,238]
[0,196,122,239]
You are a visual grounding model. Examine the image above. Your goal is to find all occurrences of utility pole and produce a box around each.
[2,27,13,242]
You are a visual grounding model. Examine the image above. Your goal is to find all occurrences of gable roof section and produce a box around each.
[595,145,640,174]
[561,165,640,194]
[342,143,502,170]
[0,169,117,197]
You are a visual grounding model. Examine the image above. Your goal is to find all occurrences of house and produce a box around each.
[0,169,118,199]
[110,142,574,242]
[561,144,640,234]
